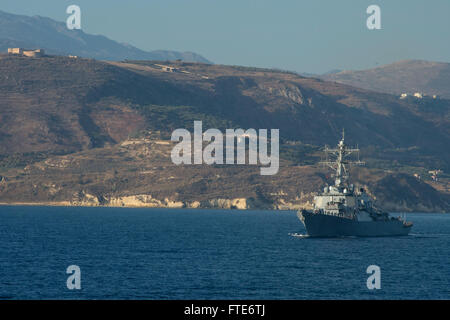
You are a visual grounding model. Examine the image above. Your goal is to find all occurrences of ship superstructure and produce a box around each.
[297,131,413,237]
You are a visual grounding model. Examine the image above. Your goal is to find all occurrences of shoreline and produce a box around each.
[0,202,447,214]
[0,201,277,210]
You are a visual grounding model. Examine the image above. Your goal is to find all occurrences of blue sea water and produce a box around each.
[0,206,449,300]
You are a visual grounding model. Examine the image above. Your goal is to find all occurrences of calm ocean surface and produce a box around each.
[0,206,449,300]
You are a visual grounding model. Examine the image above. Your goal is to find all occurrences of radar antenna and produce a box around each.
[320,130,364,187]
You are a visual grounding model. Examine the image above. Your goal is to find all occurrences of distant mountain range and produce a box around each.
[321,60,450,99]
[0,10,211,63]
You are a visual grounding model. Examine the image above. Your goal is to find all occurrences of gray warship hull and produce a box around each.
[298,210,412,237]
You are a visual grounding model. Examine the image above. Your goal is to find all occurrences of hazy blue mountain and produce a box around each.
[321,60,450,98]
[322,69,342,75]
[0,10,211,63]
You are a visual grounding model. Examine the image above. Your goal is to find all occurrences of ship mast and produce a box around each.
[320,129,364,187]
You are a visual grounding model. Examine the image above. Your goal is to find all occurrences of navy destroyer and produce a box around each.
[297,131,413,237]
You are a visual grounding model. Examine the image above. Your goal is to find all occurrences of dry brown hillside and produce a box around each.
[0,55,449,212]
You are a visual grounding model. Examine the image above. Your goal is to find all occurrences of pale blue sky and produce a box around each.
[1,0,449,73]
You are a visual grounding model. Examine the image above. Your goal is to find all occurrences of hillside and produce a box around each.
[0,56,449,156]
[322,60,450,99]
[0,10,210,63]
[1,137,448,213]
[0,55,449,212]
